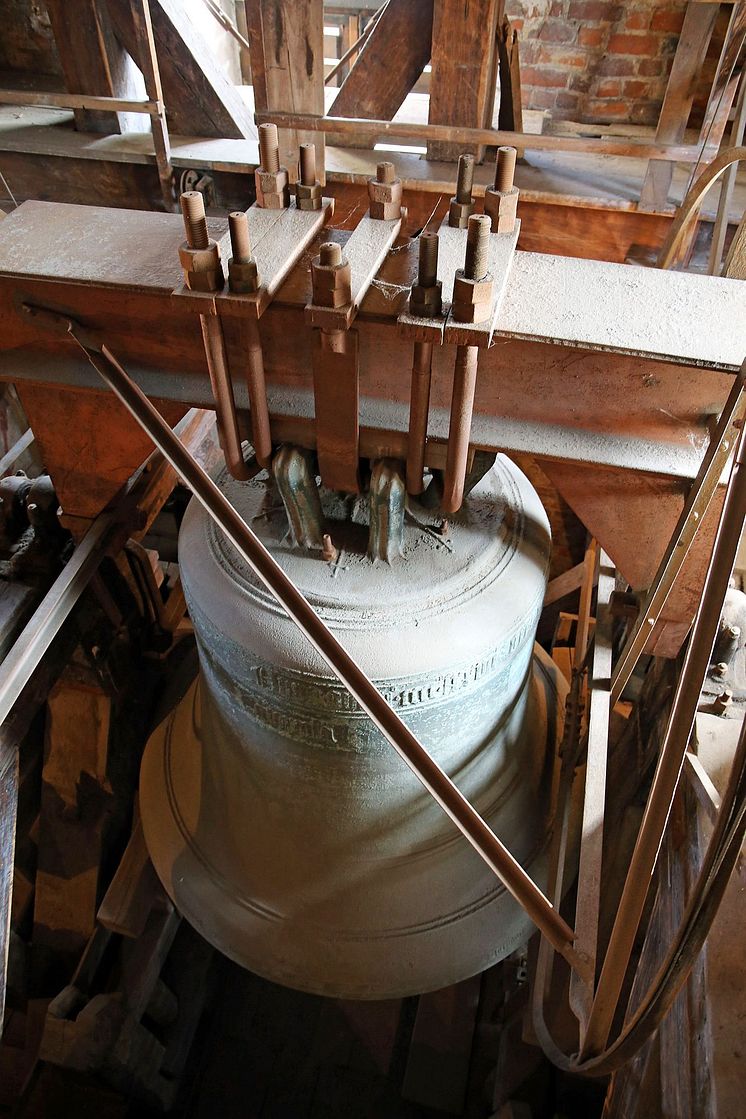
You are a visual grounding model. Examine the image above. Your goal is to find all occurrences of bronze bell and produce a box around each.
[139,456,574,998]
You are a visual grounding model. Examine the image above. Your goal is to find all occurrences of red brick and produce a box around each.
[526,88,559,110]
[537,46,587,67]
[595,78,623,97]
[638,56,666,77]
[622,79,648,97]
[597,55,637,77]
[567,0,621,19]
[520,65,571,88]
[625,10,650,31]
[584,98,632,119]
[549,1,564,14]
[650,9,685,34]
[607,32,660,56]
[569,71,593,92]
[578,26,605,47]
[555,90,581,110]
[539,20,577,43]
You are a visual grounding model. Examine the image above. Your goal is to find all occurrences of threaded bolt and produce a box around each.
[455,154,475,205]
[259,123,280,173]
[418,231,439,288]
[377,161,395,184]
[229,212,252,263]
[300,143,317,186]
[495,146,517,193]
[180,191,209,250]
[464,214,491,280]
[319,241,342,267]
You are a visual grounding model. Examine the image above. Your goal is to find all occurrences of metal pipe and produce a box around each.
[66,322,580,967]
[240,316,273,469]
[580,418,746,1059]
[406,340,433,495]
[442,345,478,514]
[199,313,250,481]
[0,513,116,728]
[254,110,707,164]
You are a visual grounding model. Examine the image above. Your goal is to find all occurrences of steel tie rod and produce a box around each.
[20,303,581,970]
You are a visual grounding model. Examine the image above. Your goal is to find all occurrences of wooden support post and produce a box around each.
[45,0,148,135]
[130,0,175,212]
[327,0,434,149]
[245,0,325,181]
[639,1,720,212]
[428,0,500,162]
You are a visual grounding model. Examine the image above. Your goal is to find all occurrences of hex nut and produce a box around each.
[295,181,322,211]
[409,281,443,319]
[448,197,475,229]
[255,166,290,209]
[368,175,402,220]
[311,257,351,308]
[179,240,223,291]
[451,269,493,323]
[178,241,221,273]
[228,258,260,294]
[484,186,519,234]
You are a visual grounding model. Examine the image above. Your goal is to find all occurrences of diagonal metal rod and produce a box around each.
[580,415,746,1059]
[20,303,581,968]
[611,358,746,706]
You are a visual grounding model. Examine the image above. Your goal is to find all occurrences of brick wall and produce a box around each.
[505,1,726,127]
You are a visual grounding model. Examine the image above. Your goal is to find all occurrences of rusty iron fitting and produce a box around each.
[296,143,322,210]
[449,154,475,229]
[484,147,519,234]
[452,218,493,323]
[368,160,403,220]
[255,124,289,209]
[409,231,442,319]
[178,191,223,291]
[227,211,260,293]
[180,190,209,249]
[495,146,517,193]
[311,242,352,308]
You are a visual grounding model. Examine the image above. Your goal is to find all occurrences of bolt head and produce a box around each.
[453,270,494,304]
[409,281,443,318]
[228,258,260,293]
[178,240,221,272]
[295,181,322,210]
[484,187,519,233]
[448,197,475,228]
[255,166,290,209]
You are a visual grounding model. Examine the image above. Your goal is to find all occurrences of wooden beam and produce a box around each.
[639,3,719,211]
[245,0,325,176]
[106,0,256,139]
[428,0,500,161]
[328,0,434,149]
[45,0,148,135]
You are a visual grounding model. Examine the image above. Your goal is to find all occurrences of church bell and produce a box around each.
[139,454,570,999]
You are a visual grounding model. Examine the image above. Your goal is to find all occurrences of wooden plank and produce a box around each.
[107,0,255,139]
[402,976,481,1114]
[0,90,156,114]
[544,562,585,606]
[639,3,719,211]
[328,0,434,148]
[570,550,614,1035]
[45,0,148,135]
[427,0,500,161]
[312,328,360,492]
[708,78,746,275]
[96,817,162,939]
[244,0,324,178]
[683,750,722,824]
[724,208,746,278]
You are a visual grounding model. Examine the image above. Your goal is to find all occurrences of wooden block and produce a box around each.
[312,329,360,492]
[96,819,161,939]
